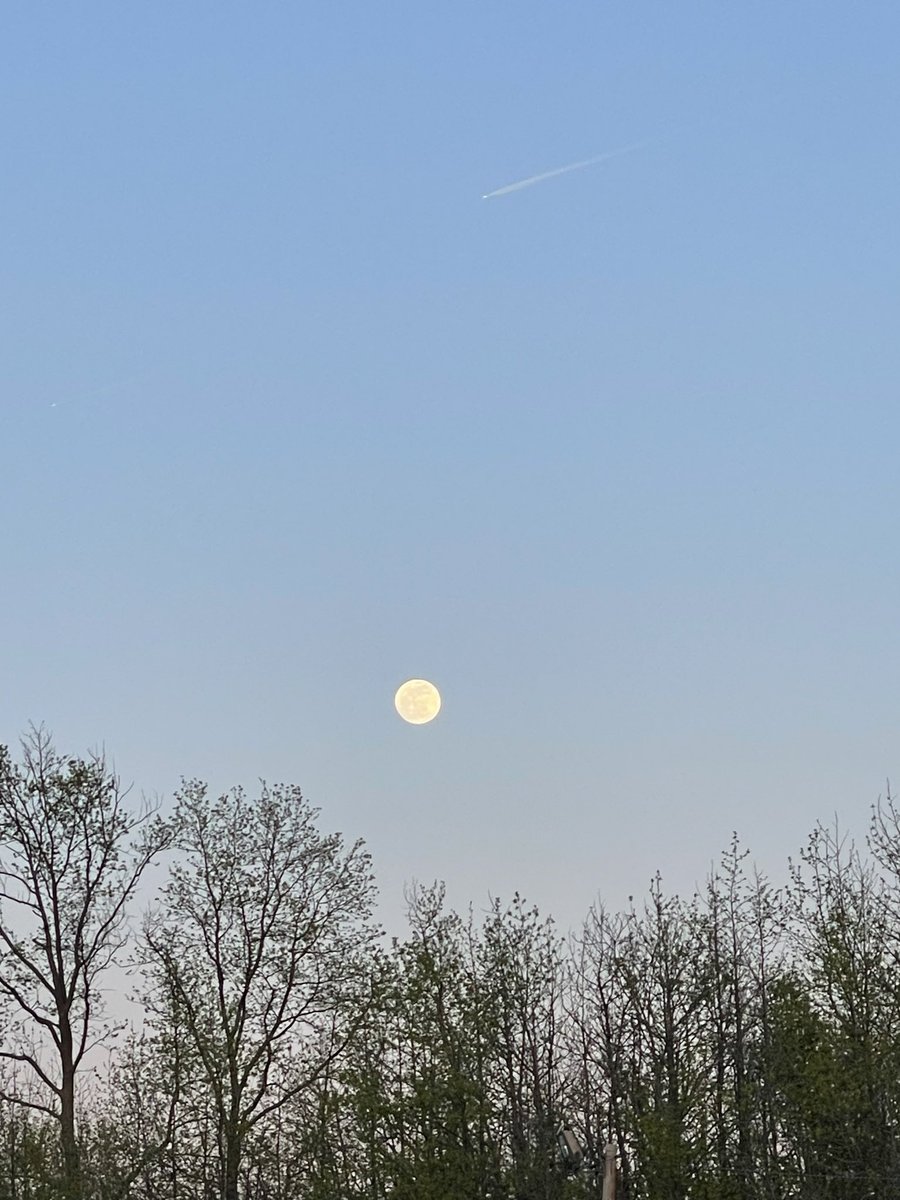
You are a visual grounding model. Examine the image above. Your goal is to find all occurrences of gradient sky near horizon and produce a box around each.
[3,4,899,937]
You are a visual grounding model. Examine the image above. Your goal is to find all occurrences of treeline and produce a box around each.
[1,730,900,1199]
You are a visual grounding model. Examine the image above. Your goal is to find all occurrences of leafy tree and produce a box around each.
[695,838,785,1200]
[776,820,900,1196]
[329,884,504,1200]
[0,728,172,1200]
[142,779,377,1200]
[569,901,636,1197]
[478,894,568,1200]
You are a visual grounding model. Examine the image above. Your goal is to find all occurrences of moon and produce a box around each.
[394,679,441,725]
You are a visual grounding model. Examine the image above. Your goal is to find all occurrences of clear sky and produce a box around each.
[3,4,899,936]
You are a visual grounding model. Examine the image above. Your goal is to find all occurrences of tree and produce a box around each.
[693,838,787,1200]
[0,727,172,1200]
[569,901,639,1198]
[375,883,505,1200]
[600,878,711,1200]
[142,779,377,1200]
[775,819,900,1196]
[478,894,568,1200]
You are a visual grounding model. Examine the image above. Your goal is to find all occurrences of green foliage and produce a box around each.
[4,728,900,1198]
[141,778,377,1200]
[0,728,172,1200]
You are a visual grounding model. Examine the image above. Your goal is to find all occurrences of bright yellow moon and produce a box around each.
[394,679,441,725]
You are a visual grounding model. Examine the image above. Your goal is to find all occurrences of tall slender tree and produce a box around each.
[0,727,171,1200]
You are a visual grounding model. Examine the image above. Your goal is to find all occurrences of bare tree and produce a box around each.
[0,726,172,1199]
[142,779,378,1200]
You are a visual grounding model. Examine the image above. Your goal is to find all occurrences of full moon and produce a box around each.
[394,679,442,725]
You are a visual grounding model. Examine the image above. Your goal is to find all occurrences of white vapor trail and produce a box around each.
[481,141,644,200]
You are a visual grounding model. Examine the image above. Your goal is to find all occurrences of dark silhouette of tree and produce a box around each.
[142,778,377,1200]
[0,727,172,1200]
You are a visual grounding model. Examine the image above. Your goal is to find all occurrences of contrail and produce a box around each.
[481,141,644,200]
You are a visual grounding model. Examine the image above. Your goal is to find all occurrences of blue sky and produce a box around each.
[3,4,900,934]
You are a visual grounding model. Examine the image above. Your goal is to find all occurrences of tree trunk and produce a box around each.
[223,1125,241,1200]
[59,1016,81,1200]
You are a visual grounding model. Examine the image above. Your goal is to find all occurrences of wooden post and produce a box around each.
[601,1142,617,1200]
